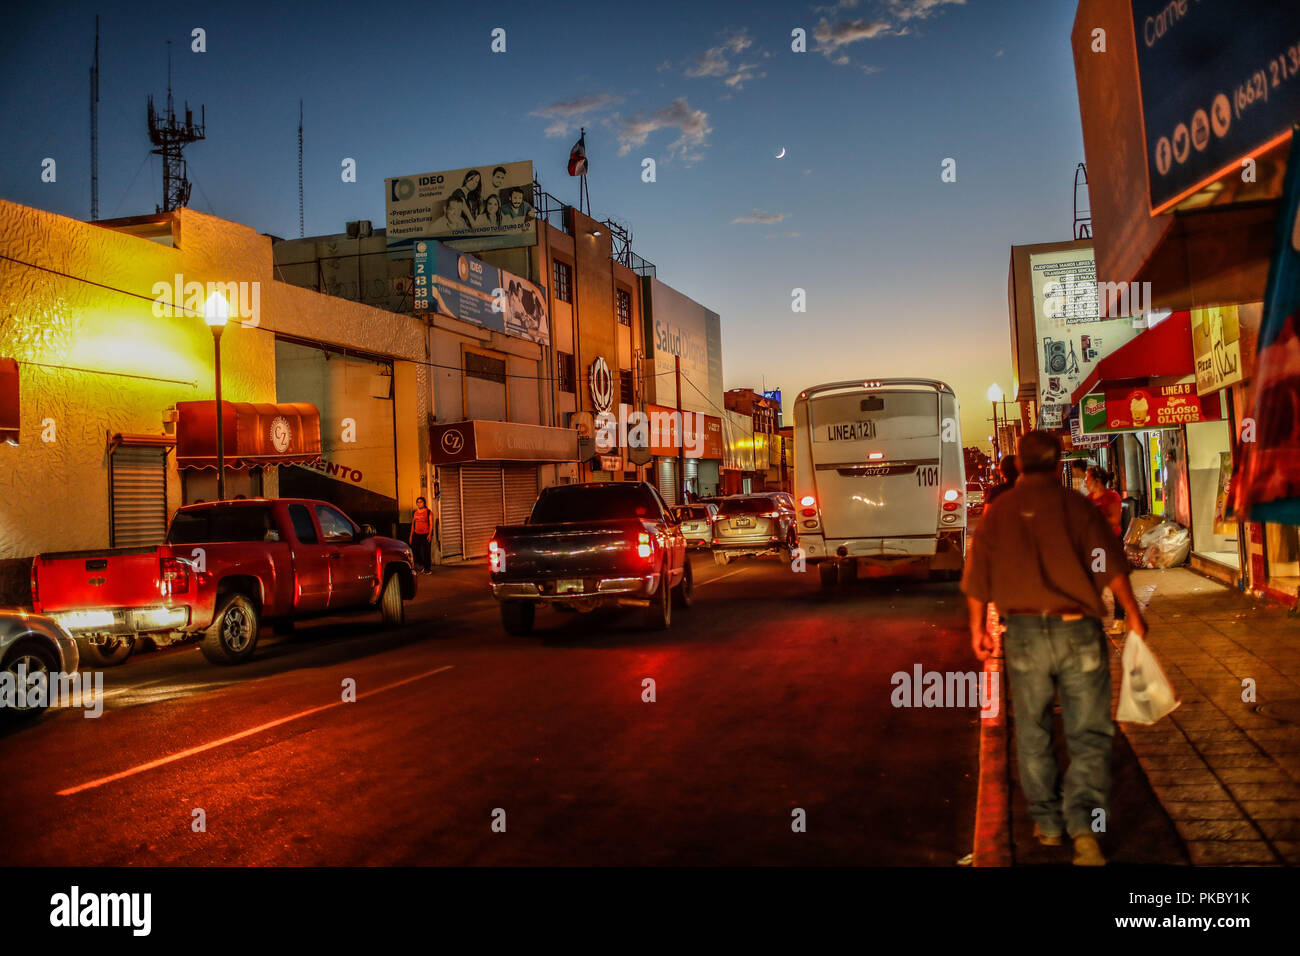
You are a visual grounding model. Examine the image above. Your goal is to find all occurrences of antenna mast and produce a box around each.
[298,100,304,238]
[147,40,205,212]
[90,15,100,221]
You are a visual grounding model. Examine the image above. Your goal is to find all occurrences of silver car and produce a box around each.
[1,610,80,721]
[673,503,719,549]
[711,493,799,565]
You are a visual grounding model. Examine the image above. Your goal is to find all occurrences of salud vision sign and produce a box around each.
[1080,383,1224,434]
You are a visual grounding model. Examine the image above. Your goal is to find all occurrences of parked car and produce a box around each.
[1,610,79,722]
[710,493,799,565]
[488,481,690,634]
[673,503,719,548]
[965,481,986,516]
[31,498,416,666]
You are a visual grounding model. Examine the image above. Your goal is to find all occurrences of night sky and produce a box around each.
[0,0,1087,446]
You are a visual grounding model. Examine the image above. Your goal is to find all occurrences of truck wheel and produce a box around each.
[199,593,260,665]
[673,560,694,609]
[643,566,672,629]
[500,600,535,636]
[79,636,135,667]
[818,562,838,589]
[379,572,405,627]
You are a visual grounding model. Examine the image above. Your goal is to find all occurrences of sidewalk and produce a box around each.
[979,567,1300,866]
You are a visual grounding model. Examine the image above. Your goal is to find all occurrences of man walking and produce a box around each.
[962,430,1146,866]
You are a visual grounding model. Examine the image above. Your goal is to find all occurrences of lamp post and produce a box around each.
[987,383,1004,462]
[204,292,230,501]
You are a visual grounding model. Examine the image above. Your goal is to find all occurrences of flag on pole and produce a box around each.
[568,131,588,177]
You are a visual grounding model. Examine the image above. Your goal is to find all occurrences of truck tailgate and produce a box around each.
[496,520,649,579]
[33,547,162,613]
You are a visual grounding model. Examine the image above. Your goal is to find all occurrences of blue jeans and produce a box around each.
[1003,615,1114,838]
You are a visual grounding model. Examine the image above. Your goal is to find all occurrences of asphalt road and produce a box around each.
[0,554,983,865]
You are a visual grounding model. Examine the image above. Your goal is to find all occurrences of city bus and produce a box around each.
[793,379,967,587]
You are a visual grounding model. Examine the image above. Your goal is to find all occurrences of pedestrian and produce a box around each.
[1085,465,1128,635]
[984,454,1019,507]
[962,430,1146,866]
[410,496,434,574]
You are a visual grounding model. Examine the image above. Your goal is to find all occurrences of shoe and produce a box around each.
[1072,834,1106,866]
[1033,824,1063,847]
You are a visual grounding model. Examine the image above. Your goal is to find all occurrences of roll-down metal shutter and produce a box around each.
[437,465,462,559]
[656,458,680,507]
[503,466,539,524]
[461,464,504,559]
[110,445,168,547]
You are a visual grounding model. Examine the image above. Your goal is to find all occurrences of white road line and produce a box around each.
[57,665,454,796]
[695,566,752,587]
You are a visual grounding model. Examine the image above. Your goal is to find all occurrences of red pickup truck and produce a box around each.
[31,498,416,666]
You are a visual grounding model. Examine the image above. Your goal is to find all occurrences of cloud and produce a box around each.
[813,18,895,62]
[682,29,765,90]
[887,0,965,20]
[733,209,787,224]
[531,93,623,137]
[616,98,712,161]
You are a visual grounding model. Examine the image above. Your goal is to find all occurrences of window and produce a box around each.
[558,351,576,393]
[466,351,507,384]
[552,259,573,303]
[616,288,632,326]
[288,504,318,544]
[315,504,357,543]
[168,506,275,544]
[620,369,634,406]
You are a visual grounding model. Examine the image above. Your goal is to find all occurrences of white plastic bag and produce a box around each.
[1116,632,1181,724]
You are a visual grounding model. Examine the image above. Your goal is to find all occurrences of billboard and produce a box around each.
[385,161,536,253]
[645,278,724,419]
[1131,1,1300,215]
[1029,247,1141,410]
[413,240,549,346]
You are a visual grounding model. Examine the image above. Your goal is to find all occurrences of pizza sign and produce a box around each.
[1081,383,1223,434]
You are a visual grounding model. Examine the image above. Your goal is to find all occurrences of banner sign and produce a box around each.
[1029,247,1141,406]
[1070,414,1108,448]
[429,420,576,465]
[413,240,548,346]
[1080,383,1223,434]
[386,161,536,252]
[1191,304,1244,395]
[1131,1,1300,214]
[1234,128,1300,523]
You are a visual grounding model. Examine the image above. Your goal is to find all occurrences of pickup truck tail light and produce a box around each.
[30,563,40,613]
[160,556,190,595]
[489,539,506,573]
[636,532,654,561]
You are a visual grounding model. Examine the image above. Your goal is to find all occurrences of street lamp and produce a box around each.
[987,383,1004,461]
[204,292,230,501]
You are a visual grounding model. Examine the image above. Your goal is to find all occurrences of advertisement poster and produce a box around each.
[1234,130,1300,524]
[1029,247,1141,407]
[646,278,724,417]
[385,161,536,253]
[1191,304,1244,395]
[413,240,549,346]
[1131,1,1300,214]
[1081,383,1224,433]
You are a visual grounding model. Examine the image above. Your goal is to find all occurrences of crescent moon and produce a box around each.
[775,147,786,159]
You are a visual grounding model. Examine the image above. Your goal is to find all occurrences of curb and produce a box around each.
[973,655,1013,866]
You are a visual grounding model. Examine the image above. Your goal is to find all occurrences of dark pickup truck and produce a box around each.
[488,482,691,634]
[32,498,416,666]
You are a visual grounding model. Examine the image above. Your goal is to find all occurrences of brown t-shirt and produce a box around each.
[961,472,1128,621]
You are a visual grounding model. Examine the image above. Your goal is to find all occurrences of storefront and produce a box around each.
[429,419,576,560]
[645,405,724,505]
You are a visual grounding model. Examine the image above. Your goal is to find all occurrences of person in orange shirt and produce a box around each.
[410,496,434,574]
[1086,466,1127,634]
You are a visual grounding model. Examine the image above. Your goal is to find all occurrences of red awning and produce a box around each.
[1069,311,1194,406]
[0,358,17,445]
[176,401,321,469]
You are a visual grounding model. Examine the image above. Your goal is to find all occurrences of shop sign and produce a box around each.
[1070,415,1108,448]
[1080,383,1223,433]
[431,420,580,464]
[1191,305,1244,395]
[1132,1,1300,214]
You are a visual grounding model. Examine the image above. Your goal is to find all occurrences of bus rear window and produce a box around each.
[811,391,939,440]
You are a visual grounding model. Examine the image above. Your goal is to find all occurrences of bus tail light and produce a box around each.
[489,539,506,573]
